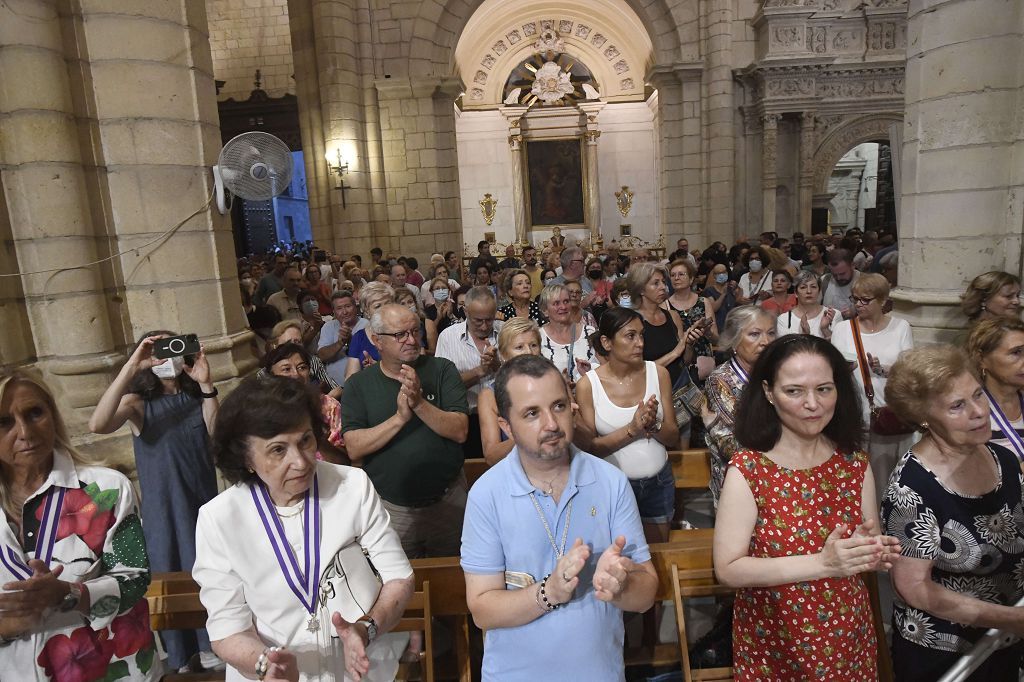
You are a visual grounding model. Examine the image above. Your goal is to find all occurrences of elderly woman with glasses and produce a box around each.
[831,272,914,497]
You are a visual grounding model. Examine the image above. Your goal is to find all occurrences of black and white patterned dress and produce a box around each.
[881,443,1024,681]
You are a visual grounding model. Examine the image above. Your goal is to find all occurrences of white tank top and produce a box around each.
[587,361,667,479]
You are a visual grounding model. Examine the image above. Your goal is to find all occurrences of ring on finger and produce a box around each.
[562,571,570,582]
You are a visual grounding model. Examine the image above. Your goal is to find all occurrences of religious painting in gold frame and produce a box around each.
[525,138,586,229]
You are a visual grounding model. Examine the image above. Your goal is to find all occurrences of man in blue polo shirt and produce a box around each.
[460,355,658,681]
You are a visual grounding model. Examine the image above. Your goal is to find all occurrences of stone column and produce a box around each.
[798,113,816,234]
[499,106,530,246]
[375,77,464,259]
[578,102,606,246]
[648,66,693,243]
[761,113,781,235]
[0,0,121,426]
[893,0,1024,342]
[703,0,736,243]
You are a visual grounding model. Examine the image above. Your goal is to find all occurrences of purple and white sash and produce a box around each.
[1,486,66,581]
[729,356,750,386]
[250,475,322,630]
[984,388,1024,462]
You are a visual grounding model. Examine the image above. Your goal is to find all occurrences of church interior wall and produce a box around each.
[208,0,295,101]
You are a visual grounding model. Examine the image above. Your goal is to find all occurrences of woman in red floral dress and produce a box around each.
[712,335,901,680]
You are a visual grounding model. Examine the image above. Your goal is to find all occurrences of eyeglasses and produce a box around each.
[377,328,420,342]
[468,316,495,325]
[849,296,875,306]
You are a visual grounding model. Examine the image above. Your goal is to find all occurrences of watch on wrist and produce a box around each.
[199,387,218,399]
[58,582,82,613]
[358,617,378,643]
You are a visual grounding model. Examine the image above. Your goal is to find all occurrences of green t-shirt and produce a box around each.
[340,355,469,506]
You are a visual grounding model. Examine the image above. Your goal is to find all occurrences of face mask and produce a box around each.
[544,278,556,285]
[152,356,184,379]
[433,289,450,302]
[618,295,633,309]
[302,300,319,315]
[714,273,729,285]
[587,270,602,280]
[407,305,418,314]
[748,260,763,273]
[241,276,253,284]
[598,254,608,262]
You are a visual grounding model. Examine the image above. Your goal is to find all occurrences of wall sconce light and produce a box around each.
[325,148,350,208]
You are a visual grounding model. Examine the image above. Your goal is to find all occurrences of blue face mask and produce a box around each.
[618,295,633,309]
[433,289,450,302]
[715,273,729,285]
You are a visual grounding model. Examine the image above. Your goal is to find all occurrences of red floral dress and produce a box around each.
[730,449,877,681]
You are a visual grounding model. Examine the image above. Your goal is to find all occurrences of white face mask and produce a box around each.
[748,260,763,273]
[152,356,184,379]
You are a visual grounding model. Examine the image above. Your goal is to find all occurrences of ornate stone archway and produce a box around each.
[813,114,902,195]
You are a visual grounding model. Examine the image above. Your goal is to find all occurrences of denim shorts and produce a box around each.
[628,461,675,524]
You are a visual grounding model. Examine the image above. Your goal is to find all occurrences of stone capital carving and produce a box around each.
[762,113,782,130]
[508,134,524,150]
[583,130,602,144]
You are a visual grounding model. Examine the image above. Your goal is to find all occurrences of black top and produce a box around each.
[882,443,1024,679]
[642,309,683,385]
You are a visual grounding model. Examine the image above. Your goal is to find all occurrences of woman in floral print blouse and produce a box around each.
[0,370,161,681]
[883,346,1024,681]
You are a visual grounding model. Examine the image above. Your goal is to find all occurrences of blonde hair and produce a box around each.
[966,316,1024,369]
[0,370,95,520]
[270,320,302,345]
[623,262,669,303]
[885,345,977,427]
[359,282,395,315]
[961,271,1022,320]
[497,318,541,360]
[851,272,891,301]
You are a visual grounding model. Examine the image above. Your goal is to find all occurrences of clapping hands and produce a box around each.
[820,522,901,577]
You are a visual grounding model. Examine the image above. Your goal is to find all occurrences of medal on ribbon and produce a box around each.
[984,388,1024,462]
[1,486,66,580]
[730,356,750,386]
[251,475,322,632]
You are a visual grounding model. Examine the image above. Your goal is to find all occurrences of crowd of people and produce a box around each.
[3,228,1024,682]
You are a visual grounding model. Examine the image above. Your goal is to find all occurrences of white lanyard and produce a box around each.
[984,388,1024,462]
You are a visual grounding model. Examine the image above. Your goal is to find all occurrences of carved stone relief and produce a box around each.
[523,23,537,36]
[812,116,900,193]
[507,30,522,45]
[766,77,814,97]
[772,26,804,48]
[806,27,827,54]
[575,24,591,39]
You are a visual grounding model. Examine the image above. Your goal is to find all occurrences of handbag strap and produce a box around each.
[849,317,876,408]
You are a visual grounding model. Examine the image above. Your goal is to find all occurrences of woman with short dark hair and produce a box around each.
[961,271,1022,322]
[194,375,414,681]
[714,335,898,680]
[882,345,1024,681]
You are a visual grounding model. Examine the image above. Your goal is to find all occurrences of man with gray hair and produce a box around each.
[551,246,596,305]
[436,286,504,458]
[341,303,469,557]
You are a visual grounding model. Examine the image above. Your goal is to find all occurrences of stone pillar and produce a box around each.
[578,102,606,246]
[703,0,736,244]
[375,78,464,259]
[63,1,254,373]
[761,113,781,234]
[499,106,530,246]
[0,0,121,426]
[650,65,702,244]
[798,113,816,234]
[893,0,1024,341]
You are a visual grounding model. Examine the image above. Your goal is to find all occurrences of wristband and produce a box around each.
[200,387,218,399]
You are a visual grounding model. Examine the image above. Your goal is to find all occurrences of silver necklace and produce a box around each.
[529,493,573,559]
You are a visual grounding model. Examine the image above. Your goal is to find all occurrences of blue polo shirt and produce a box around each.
[461,447,651,682]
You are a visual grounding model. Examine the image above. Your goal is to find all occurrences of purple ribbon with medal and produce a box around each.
[250,475,322,632]
[983,388,1024,462]
[729,356,749,386]
[1,486,66,581]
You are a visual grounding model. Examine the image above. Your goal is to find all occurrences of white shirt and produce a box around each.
[776,306,843,339]
[738,271,770,300]
[539,324,601,384]
[831,316,913,419]
[193,463,413,682]
[821,271,861,318]
[435,319,503,411]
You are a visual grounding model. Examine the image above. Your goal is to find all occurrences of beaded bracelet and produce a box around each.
[537,573,561,612]
[256,646,281,681]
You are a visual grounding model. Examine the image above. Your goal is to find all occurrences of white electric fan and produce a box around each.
[213,131,294,214]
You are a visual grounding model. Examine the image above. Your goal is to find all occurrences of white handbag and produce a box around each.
[319,541,383,623]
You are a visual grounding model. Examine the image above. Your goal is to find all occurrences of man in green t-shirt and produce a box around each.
[341,304,469,558]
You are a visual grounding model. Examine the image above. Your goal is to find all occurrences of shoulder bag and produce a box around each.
[319,541,383,623]
[849,317,915,436]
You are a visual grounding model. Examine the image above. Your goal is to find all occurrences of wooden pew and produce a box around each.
[394,582,434,682]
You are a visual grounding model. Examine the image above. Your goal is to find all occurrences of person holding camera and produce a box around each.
[89,331,222,673]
